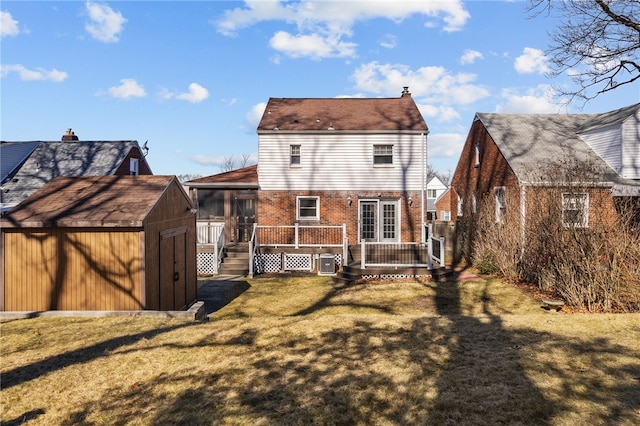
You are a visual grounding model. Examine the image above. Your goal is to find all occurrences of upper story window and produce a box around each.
[427,189,438,198]
[457,195,463,217]
[373,144,393,166]
[290,145,301,167]
[297,196,319,220]
[494,186,506,223]
[475,144,481,168]
[562,193,589,228]
[130,158,139,176]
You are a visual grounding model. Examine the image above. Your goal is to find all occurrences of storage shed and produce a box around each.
[0,175,197,311]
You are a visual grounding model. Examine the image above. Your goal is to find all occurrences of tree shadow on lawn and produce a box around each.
[0,322,197,390]
[57,311,640,425]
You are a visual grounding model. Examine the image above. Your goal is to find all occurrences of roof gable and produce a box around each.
[257,96,428,133]
[1,140,142,207]
[476,112,620,183]
[1,175,175,227]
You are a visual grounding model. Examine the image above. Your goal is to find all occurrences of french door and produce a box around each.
[359,200,399,242]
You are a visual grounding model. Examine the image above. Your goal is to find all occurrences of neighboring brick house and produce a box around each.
[426,176,449,220]
[256,88,429,246]
[450,103,640,229]
[1,129,152,212]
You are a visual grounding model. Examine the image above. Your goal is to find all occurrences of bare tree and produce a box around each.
[529,0,640,103]
[220,156,236,172]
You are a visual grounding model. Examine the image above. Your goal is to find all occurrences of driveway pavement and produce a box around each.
[197,275,251,315]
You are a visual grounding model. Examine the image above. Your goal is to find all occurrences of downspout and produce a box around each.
[421,131,429,242]
[520,184,526,258]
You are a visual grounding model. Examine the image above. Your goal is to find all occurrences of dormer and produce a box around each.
[578,103,640,180]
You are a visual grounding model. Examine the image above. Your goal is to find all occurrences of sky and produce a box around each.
[2,1,638,178]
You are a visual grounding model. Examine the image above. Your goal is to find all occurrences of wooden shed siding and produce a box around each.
[258,133,426,191]
[3,229,143,311]
[143,182,196,310]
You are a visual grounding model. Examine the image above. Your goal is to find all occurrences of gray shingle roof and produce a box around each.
[476,105,640,189]
[0,141,40,183]
[1,140,141,207]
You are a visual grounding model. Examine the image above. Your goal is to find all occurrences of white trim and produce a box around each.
[296,196,319,221]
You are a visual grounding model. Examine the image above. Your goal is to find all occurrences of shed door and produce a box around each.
[160,226,187,310]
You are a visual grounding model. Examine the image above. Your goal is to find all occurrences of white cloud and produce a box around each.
[245,102,267,131]
[1,64,68,82]
[107,78,146,99]
[460,49,483,65]
[160,83,210,103]
[379,34,397,49]
[269,30,356,59]
[176,83,209,103]
[1,11,20,37]
[428,133,466,158]
[352,61,490,107]
[214,1,470,58]
[85,1,127,43]
[514,47,550,74]
[496,85,566,113]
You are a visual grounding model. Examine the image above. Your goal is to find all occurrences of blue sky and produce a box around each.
[2,1,638,178]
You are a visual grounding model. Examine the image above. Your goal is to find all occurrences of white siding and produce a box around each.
[258,133,426,191]
[621,110,640,179]
[580,124,622,174]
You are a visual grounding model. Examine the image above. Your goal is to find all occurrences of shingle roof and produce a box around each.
[0,140,142,207]
[0,141,40,183]
[1,175,176,228]
[257,95,428,133]
[475,110,638,187]
[186,164,258,188]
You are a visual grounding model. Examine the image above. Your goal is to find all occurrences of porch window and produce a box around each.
[197,190,224,220]
[562,193,589,228]
[290,145,301,167]
[494,187,506,223]
[373,144,393,166]
[297,196,319,220]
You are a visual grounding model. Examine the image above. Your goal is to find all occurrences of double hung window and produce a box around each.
[373,144,393,166]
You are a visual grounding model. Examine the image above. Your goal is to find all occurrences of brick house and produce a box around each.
[450,103,640,231]
[256,87,429,246]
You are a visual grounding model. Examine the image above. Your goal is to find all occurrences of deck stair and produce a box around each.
[218,244,250,276]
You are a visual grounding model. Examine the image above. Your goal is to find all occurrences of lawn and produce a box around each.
[2,274,639,425]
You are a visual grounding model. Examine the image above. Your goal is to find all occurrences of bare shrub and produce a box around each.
[461,159,640,312]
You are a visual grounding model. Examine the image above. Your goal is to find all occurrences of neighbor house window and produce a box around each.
[427,189,438,198]
[457,195,463,217]
[290,145,301,167]
[297,196,319,220]
[475,144,480,168]
[472,193,477,214]
[562,193,589,228]
[130,158,139,176]
[494,187,506,223]
[373,144,393,166]
[440,210,451,221]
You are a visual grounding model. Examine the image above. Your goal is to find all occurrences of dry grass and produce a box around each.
[2,274,639,425]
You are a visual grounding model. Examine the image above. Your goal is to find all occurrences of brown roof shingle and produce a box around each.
[1,175,178,228]
[187,164,258,187]
[257,95,428,132]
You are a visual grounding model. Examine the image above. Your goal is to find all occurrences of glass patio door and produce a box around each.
[359,200,399,242]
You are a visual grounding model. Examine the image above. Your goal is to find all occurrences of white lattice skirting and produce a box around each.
[254,253,342,274]
[197,252,217,275]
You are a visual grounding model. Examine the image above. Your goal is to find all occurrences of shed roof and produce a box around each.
[186,164,258,188]
[0,140,145,207]
[1,175,179,228]
[257,93,428,133]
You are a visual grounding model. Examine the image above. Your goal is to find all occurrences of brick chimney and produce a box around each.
[401,86,411,97]
[61,128,79,141]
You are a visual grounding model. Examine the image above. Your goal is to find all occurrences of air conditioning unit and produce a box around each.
[318,254,336,275]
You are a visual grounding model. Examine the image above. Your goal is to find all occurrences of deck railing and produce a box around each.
[360,237,445,269]
[196,221,225,275]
